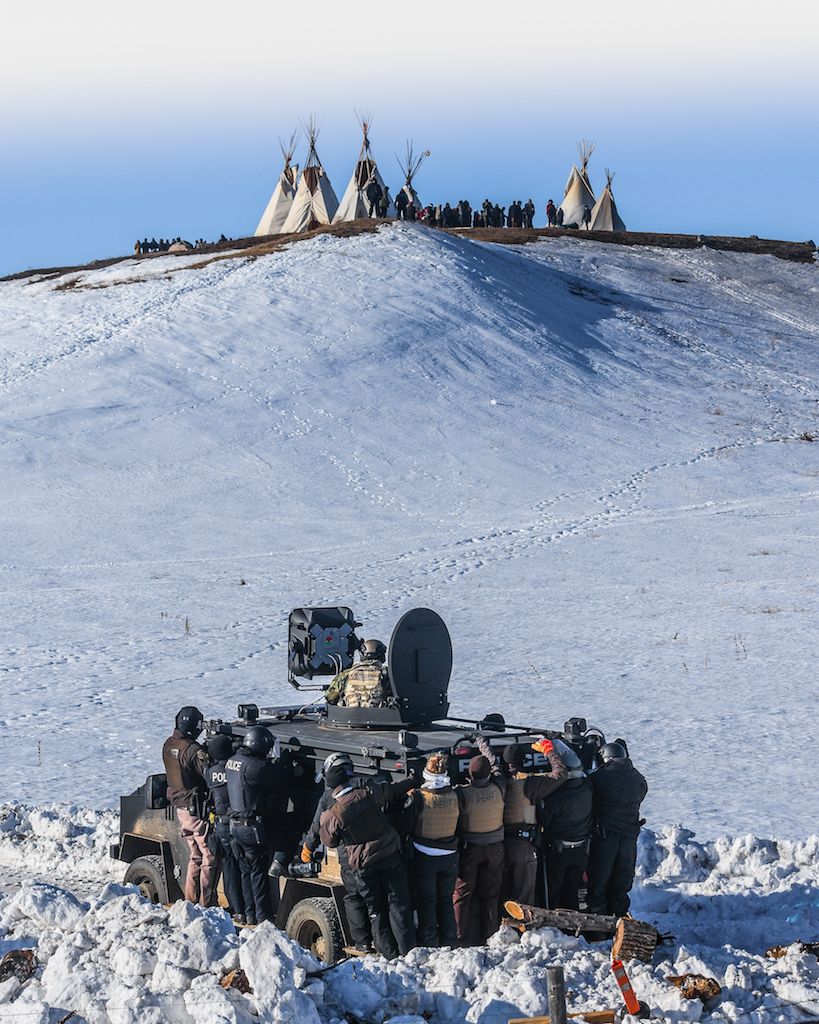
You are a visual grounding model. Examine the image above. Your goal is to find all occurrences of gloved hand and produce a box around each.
[300,844,313,864]
[532,737,554,755]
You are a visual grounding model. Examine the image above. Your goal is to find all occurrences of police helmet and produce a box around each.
[322,751,353,778]
[599,741,628,764]
[361,639,387,661]
[175,706,203,738]
[242,726,274,759]
[207,734,233,761]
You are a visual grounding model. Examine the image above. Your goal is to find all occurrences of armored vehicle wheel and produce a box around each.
[124,855,166,903]
[286,897,343,964]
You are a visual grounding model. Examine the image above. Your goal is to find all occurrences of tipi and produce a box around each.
[254,131,300,236]
[333,115,393,222]
[281,121,339,234]
[558,140,596,228]
[396,141,430,210]
[589,169,626,232]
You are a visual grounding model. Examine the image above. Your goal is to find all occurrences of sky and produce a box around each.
[1,0,818,275]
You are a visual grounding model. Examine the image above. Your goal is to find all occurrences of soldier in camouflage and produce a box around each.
[324,639,391,708]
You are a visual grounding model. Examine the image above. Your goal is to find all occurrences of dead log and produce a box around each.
[611,917,660,963]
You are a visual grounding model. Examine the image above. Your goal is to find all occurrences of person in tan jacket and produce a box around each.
[400,752,463,947]
[452,739,507,943]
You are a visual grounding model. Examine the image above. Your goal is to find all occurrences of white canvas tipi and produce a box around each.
[333,115,394,222]
[589,169,626,232]
[559,140,596,228]
[254,132,300,236]
[396,141,430,211]
[281,121,339,234]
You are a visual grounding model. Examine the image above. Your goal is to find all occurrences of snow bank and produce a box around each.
[1,817,819,1023]
[0,802,119,888]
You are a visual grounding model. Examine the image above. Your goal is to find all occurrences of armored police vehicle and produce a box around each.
[112,606,612,963]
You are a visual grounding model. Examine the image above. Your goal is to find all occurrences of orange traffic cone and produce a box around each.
[610,958,642,1016]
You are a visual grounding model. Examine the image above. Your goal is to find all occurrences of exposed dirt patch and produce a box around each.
[2,220,815,286]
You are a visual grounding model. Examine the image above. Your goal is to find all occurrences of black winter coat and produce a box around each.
[589,759,647,838]
[538,776,592,843]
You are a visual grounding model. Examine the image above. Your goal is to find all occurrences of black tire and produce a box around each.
[285,897,343,964]
[124,855,168,903]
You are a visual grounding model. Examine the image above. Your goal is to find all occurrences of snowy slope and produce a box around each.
[1,224,818,838]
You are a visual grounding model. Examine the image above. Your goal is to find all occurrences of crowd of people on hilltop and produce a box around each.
[365,187,584,231]
[134,234,232,255]
[408,198,538,229]
[133,190,596,255]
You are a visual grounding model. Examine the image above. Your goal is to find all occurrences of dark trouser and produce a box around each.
[453,841,505,943]
[355,850,415,958]
[340,859,372,949]
[214,820,244,917]
[411,849,458,947]
[230,822,271,924]
[586,832,637,917]
[544,844,588,911]
[502,837,538,908]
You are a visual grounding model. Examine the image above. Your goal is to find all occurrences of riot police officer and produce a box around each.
[162,706,216,906]
[319,758,415,958]
[538,742,592,910]
[300,752,373,952]
[586,742,648,916]
[226,725,282,925]
[324,639,391,708]
[205,734,245,922]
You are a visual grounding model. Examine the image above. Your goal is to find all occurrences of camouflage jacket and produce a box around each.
[325,660,391,708]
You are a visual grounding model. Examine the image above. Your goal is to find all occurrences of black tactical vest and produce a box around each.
[205,761,230,817]
[225,750,259,816]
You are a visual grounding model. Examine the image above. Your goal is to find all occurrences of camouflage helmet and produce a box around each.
[361,639,387,661]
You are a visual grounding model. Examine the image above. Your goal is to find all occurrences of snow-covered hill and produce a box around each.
[1,225,817,836]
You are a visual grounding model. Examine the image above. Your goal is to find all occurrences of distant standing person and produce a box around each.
[546,199,557,227]
[524,199,535,229]
[556,207,564,227]
[395,189,409,220]
[162,706,217,907]
[366,177,383,217]
[582,205,592,229]
[585,742,647,917]
[380,186,391,218]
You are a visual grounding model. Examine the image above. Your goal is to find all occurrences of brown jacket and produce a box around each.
[319,777,413,872]
[162,730,209,810]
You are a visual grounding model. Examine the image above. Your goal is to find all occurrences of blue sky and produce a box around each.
[1,0,817,276]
